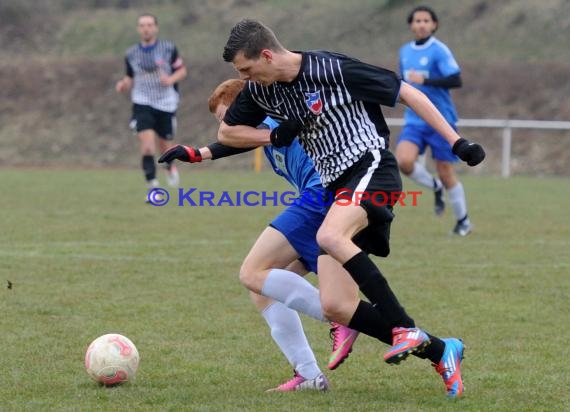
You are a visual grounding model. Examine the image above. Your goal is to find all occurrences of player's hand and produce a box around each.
[159,72,173,86]
[407,70,425,84]
[115,79,127,93]
[158,145,202,164]
[270,118,304,148]
[452,138,486,166]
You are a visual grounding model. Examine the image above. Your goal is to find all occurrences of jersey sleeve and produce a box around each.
[125,57,134,78]
[340,58,401,107]
[170,46,185,71]
[435,44,461,77]
[223,84,268,127]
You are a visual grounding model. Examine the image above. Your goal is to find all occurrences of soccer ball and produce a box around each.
[84,333,140,385]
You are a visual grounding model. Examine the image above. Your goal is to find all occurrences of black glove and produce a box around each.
[452,138,486,166]
[270,118,304,148]
[158,145,202,164]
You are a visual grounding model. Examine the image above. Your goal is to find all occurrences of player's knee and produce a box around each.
[238,263,258,291]
[397,157,414,175]
[316,226,344,254]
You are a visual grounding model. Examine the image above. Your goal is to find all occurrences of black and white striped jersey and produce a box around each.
[224,50,401,186]
[125,39,184,113]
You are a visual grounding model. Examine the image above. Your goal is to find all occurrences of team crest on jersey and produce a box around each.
[305,91,323,115]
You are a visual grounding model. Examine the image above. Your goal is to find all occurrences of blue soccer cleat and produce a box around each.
[433,338,465,398]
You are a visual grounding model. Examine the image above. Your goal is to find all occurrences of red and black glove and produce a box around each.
[452,138,486,166]
[158,145,202,164]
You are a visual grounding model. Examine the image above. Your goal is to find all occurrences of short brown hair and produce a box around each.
[223,19,285,62]
[138,13,158,25]
[207,79,246,113]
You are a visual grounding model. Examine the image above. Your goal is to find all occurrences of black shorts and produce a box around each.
[327,149,402,257]
[130,104,176,140]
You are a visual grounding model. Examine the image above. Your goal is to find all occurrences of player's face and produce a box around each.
[232,51,276,86]
[137,16,158,44]
[410,11,437,40]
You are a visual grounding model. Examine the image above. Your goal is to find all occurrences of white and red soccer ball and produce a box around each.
[85,333,140,385]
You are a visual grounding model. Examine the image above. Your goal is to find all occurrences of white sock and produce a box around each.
[261,269,326,322]
[262,302,321,379]
[409,162,440,190]
[447,182,470,223]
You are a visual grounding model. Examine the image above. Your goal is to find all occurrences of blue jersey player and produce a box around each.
[397,5,473,236]
[159,79,360,392]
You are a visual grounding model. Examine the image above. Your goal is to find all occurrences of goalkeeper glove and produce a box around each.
[452,138,486,166]
[158,145,202,164]
[270,118,304,148]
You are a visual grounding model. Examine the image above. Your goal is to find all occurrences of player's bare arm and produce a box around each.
[399,81,485,166]
[398,81,460,146]
[217,121,271,148]
[406,70,425,84]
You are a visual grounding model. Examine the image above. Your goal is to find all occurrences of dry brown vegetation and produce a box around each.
[1,0,569,175]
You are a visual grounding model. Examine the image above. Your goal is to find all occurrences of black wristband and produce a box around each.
[423,73,462,89]
[207,142,255,160]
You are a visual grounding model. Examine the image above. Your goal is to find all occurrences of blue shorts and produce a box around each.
[269,203,325,274]
[398,124,458,162]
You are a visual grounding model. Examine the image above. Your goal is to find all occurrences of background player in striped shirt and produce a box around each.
[115,13,187,201]
[397,6,473,235]
[218,19,485,398]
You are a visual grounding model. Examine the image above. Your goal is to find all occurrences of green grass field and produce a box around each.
[1,168,569,411]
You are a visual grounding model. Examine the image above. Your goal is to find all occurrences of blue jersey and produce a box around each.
[399,36,460,125]
[261,117,326,213]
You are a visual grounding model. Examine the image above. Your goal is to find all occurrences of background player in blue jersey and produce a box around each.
[159,79,360,392]
[397,5,473,236]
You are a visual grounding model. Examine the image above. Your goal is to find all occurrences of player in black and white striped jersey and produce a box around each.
[218,19,486,398]
[115,13,187,201]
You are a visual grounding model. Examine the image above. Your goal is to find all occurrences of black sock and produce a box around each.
[348,300,392,345]
[142,155,156,181]
[413,333,445,363]
[343,251,414,328]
